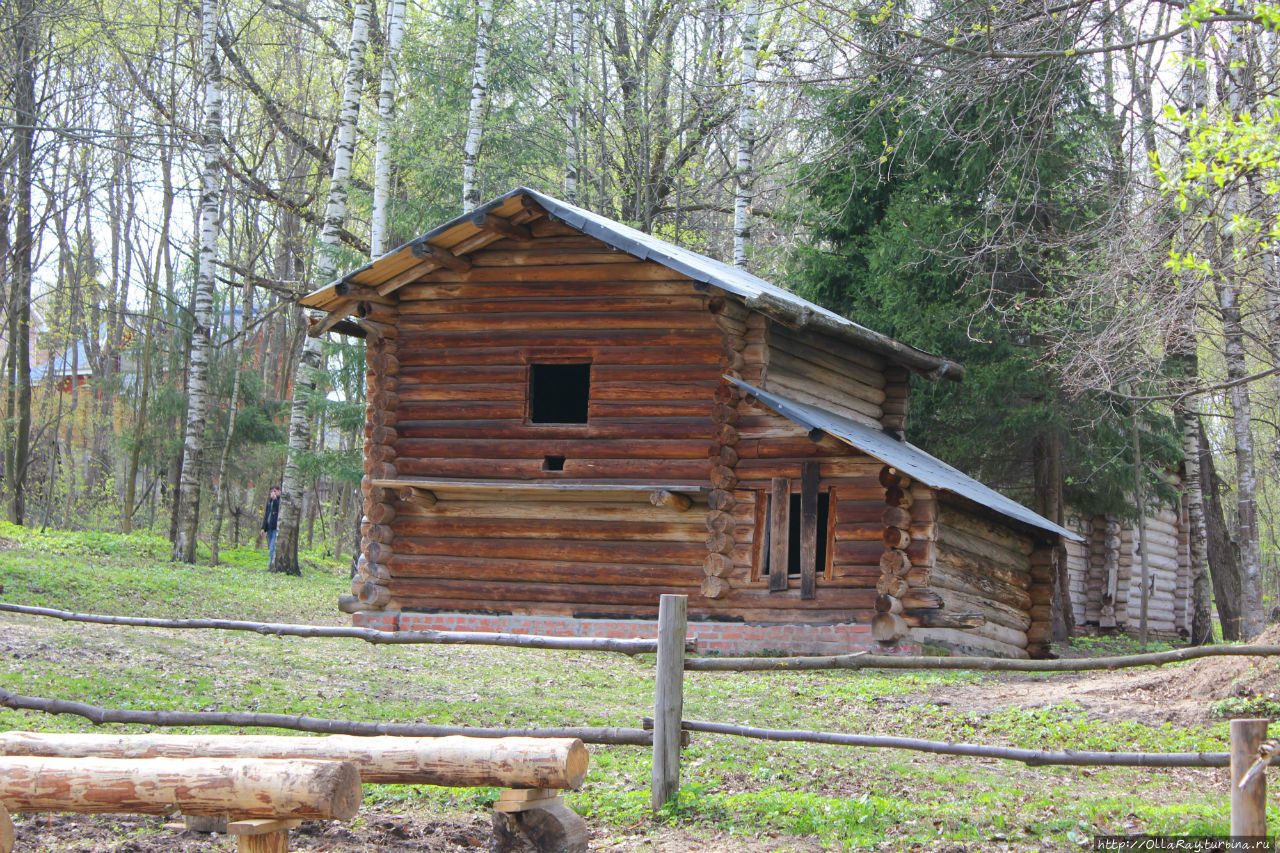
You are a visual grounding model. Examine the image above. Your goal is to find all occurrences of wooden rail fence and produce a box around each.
[5,594,1280,834]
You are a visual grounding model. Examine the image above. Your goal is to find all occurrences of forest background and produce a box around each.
[1,0,1277,641]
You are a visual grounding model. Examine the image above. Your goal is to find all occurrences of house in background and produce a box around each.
[302,188,1080,658]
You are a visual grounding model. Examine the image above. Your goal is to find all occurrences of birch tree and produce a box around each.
[171,0,224,563]
[461,0,494,212]
[370,0,406,258]
[732,0,758,269]
[273,0,372,576]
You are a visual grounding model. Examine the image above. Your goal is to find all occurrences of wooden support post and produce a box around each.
[651,594,687,813]
[800,461,819,600]
[1231,718,1269,837]
[491,790,588,853]
[769,477,790,592]
[0,803,12,853]
[228,819,301,853]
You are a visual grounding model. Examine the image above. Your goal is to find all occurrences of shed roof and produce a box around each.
[301,188,963,381]
[727,377,1081,542]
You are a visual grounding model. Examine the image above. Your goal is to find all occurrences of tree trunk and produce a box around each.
[275,0,373,576]
[564,0,584,203]
[209,286,250,566]
[461,0,493,212]
[1201,422,1243,640]
[732,0,758,269]
[7,0,36,525]
[172,0,224,562]
[370,0,406,258]
[1033,430,1071,640]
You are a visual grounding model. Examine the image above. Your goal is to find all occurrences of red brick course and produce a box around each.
[352,611,919,656]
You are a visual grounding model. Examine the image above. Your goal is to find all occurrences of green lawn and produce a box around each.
[0,522,1253,850]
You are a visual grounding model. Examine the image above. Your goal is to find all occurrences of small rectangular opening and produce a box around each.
[542,455,566,471]
[760,490,830,579]
[787,492,829,576]
[529,363,590,424]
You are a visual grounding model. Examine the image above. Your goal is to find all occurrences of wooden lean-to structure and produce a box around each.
[302,188,1079,659]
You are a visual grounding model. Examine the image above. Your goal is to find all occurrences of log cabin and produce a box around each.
[301,188,1080,659]
[1065,479,1193,640]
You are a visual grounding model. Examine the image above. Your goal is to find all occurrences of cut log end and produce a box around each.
[492,800,588,853]
[700,576,730,599]
[649,489,692,512]
[871,612,908,643]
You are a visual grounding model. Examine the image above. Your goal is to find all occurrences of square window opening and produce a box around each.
[762,491,830,578]
[543,455,566,471]
[529,363,590,424]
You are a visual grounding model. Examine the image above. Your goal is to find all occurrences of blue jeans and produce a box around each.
[267,529,277,565]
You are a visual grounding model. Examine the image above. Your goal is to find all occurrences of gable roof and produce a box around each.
[726,377,1080,542]
[301,187,963,381]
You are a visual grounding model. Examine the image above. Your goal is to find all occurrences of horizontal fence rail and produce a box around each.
[0,688,654,746]
[684,646,1280,673]
[0,602,695,655]
[643,717,1271,769]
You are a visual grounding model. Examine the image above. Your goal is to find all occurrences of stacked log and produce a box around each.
[703,296,748,600]
[1085,515,1106,624]
[880,366,909,435]
[1117,506,1182,633]
[354,320,400,610]
[764,325,886,429]
[1176,496,1192,634]
[1024,546,1055,659]
[1098,515,1121,628]
[872,466,912,643]
[1064,516,1090,627]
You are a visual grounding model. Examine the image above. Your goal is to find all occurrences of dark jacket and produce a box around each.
[262,495,280,532]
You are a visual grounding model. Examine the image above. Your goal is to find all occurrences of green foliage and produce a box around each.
[793,54,1182,517]
[1209,695,1280,720]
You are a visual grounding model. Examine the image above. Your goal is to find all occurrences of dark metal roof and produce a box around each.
[302,187,962,380]
[727,377,1081,542]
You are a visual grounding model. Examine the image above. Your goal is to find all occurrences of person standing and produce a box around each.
[261,485,281,566]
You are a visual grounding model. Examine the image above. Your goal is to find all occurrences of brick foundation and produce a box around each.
[352,610,920,656]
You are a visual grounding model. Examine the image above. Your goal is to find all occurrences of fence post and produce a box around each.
[1230,718,1268,836]
[651,594,687,813]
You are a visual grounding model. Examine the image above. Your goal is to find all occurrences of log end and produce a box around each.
[562,740,590,790]
[315,760,363,821]
[871,612,908,643]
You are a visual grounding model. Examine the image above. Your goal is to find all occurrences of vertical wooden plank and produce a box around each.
[769,477,790,591]
[800,462,819,599]
[1231,718,1268,837]
[824,489,838,580]
[651,594,687,813]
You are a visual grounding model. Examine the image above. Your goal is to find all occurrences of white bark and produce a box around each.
[733,0,759,269]
[371,0,407,258]
[564,0,584,203]
[461,0,494,212]
[172,0,223,563]
[1213,14,1264,638]
[275,0,373,575]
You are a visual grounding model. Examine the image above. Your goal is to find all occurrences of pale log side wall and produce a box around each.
[925,498,1035,658]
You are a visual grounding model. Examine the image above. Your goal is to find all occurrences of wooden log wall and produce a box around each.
[763,325,887,430]
[1176,494,1192,634]
[927,500,1035,658]
[701,295,750,601]
[353,299,401,610]
[1064,497,1191,637]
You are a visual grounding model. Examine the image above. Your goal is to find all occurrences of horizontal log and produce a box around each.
[909,627,1028,659]
[397,329,719,351]
[766,349,888,403]
[934,585,1032,632]
[765,369,884,417]
[398,280,697,303]
[394,457,711,480]
[399,294,706,318]
[750,382,881,429]
[937,504,1034,555]
[394,438,711,460]
[394,418,709,441]
[872,612,908,642]
[935,524,1031,574]
[0,757,361,820]
[391,517,703,542]
[392,500,710,524]
[396,311,717,333]
[903,609,986,629]
[930,558,1033,610]
[420,261,692,284]
[391,536,707,564]
[0,733,588,790]
[769,324,887,375]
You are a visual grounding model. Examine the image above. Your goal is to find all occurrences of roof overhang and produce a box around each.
[300,188,964,381]
[727,377,1082,542]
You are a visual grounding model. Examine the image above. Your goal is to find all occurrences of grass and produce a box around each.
[0,522,1246,851]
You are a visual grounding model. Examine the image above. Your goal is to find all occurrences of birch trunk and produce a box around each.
[172,0,224,562]
[1212,14,1263,638]
[564,0,584,203]
[461,0,493,212]
[732,0,759,269]
[274,0,372,576]
[7,0,35,525]
[209,283,252,566]
[370,0,406,258]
